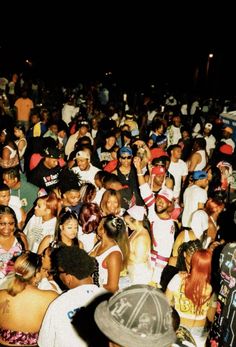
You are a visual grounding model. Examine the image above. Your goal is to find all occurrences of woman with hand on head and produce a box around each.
[0,251,58,346]
[90,214,129,293]
[77,202,102,253]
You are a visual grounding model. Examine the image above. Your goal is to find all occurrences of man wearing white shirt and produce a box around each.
[38,246,104,347]
[72,150,99,186]
[168,144,188,200]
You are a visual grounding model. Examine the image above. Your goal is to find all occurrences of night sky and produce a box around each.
[1,3,235,95]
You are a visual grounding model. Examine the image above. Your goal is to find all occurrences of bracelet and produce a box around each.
[137,173,144,176]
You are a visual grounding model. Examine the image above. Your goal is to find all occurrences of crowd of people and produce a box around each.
[0,74,236,346]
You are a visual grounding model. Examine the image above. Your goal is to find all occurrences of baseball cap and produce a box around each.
[94,284,176,347]
[78,121,89,129]
[190,209,209,238]
[204,122,213,131]
[127,205,146,221]
[192,170,208,181]
[151,166,166,176]
[219,143,233,155]
[44,147,61,159]
[119,146,133,156]
[157,187,174,202]
[75,150,90,160]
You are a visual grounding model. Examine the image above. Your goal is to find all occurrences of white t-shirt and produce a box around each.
[72,164,99,186]
[38,284,104,347]
[182,185,208,228]
[23,215,57,253]
[169,160,188,198]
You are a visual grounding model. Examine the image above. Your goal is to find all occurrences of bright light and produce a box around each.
[25,59,32,67]
[209,53,214,58]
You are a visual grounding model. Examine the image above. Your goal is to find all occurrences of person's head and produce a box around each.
[205,196,225,216]
[79,183,97,203]
[155,187,174,214]
[151,166,166,187]
[77,121,90,135]
[167,144,182,160]
[100,189,122,216]
[43,146,61,169]
[176,239,202,272]
[192,170,208,188]
[7,251,42,296]
[14,122,26,138]
[152,155,170,170]
[52,246,96,288]
[75,150,91,171]
[104,131,116,149]
[98,214,129,267]
[207,166,221,185]
[58,169,81,206]
[203,122,213,136]
[55,208,79,243]
[192,137,206,152]
[185,249,212,313]
[222,126,233,139]
[180,126,191,140]
[118,147,133,166]
[0,183,11,206]
[103,174,123,190]
[34,192,59,219]
[0,205,17,238]
[94,170,111,189]
[2,167,20,189]
[152,118,164,135]
[124,205,150,235]
[79,202,102,234]
[94,284,176,347]
[0,128,14,145]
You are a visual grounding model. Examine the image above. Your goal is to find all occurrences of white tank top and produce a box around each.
[194,150,207,171]
[94,244,122,286]
[5,145,17,159]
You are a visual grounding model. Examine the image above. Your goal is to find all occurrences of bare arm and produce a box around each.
[37,235,52,254]
[133,156,146,186]
[165,287,175,306]
[188,152,200,172]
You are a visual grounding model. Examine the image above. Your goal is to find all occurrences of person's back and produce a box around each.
[0,252,58,346]
[0,286,57,333]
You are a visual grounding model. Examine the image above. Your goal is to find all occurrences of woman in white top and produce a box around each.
[0,128,19,169]
[23,193,60,253]
[89,214,129,293]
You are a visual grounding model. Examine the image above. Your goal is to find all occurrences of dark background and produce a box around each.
[1,3,235,96]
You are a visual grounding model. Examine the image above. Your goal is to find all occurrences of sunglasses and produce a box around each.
[120,156,132,160]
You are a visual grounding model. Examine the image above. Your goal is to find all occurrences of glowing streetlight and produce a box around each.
[206,53,214,81]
